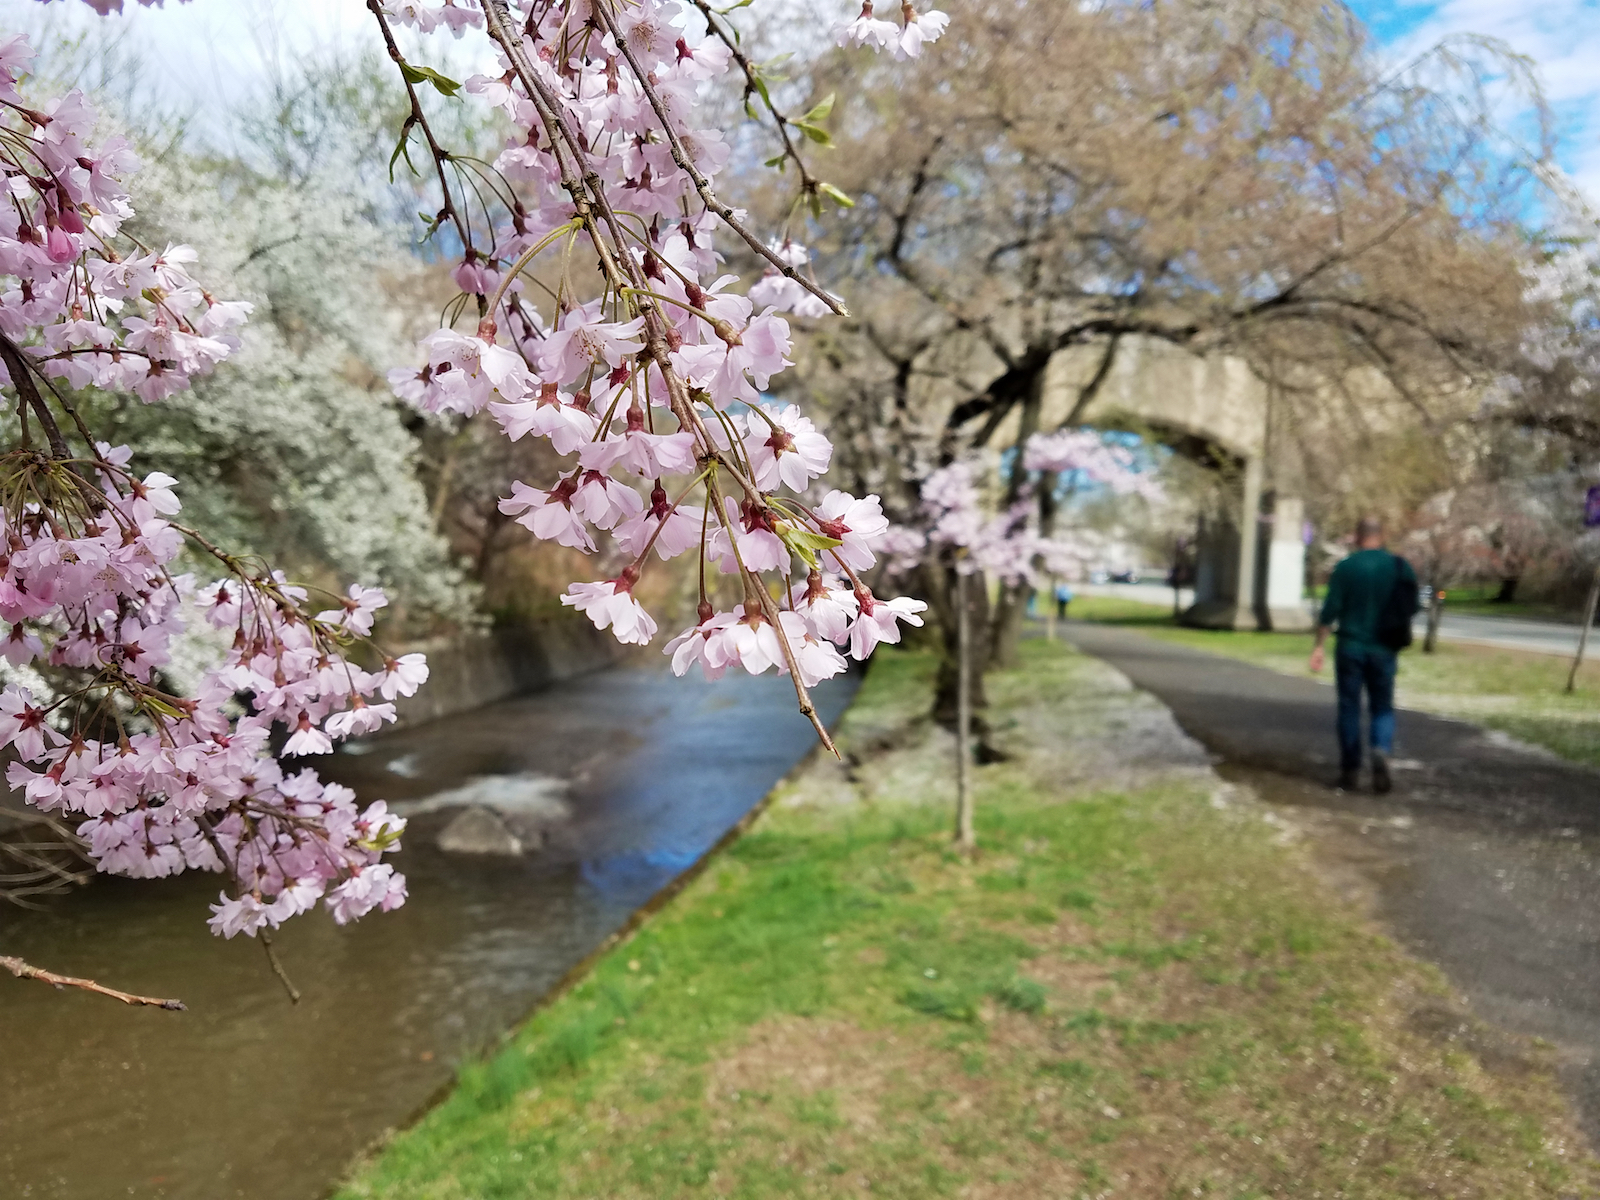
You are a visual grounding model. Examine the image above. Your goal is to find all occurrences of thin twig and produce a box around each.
[259,932,301,1005]
[367,0,481,305]
[1,954,185,1010]
[685,0,822,196]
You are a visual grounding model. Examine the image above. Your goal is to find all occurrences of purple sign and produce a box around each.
[1587,486,1600,528]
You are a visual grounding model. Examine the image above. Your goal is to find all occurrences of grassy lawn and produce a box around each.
[1069,595,1600,769]
[338,642,1594,1199]
[1299,584,1574,624]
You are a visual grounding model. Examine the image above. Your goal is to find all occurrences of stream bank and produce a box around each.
[340,642,1597,1199]
[0,663,855,1200]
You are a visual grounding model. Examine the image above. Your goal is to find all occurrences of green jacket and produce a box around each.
[1318,548,1415,652]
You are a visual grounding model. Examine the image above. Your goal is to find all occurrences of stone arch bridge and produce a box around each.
[1031,335,1313,631]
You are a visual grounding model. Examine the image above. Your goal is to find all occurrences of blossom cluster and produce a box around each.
[837,0,951,60]
[385,0,945,727]
[894,431,1157,584]
[0,36,246,402]
[0,35,422,937]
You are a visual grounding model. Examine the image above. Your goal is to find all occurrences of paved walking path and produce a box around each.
[1074,581,1590,659]
[1062,620,1600,1139]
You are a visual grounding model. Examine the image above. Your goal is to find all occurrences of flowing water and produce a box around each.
[0,664,857,1200]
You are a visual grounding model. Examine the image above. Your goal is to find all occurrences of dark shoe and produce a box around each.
[1371,752,1393,795]
[1336,769,1358,791]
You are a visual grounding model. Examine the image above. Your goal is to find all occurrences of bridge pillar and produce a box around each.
[1184,456,1263,630]
[1182,467,1313,631]
[1258,494,1313,631]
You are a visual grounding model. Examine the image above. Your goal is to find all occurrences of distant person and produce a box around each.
[1309,516,1419,793]
[1055,583,1074,619]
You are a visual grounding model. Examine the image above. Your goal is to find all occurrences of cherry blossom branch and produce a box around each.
[259,933,300,1005]
[586,0,848,316]
[0,335,68,459]
[2,954,185,1010]
[365,0,479,274]
[685,0,824,199]
[477,5,729,495]
[705,474,838,756]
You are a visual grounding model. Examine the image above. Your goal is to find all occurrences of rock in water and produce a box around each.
[438,805,524,857]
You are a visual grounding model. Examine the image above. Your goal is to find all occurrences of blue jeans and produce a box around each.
[1335,644,1397,772]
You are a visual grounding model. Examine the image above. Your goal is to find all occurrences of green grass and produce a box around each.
[337,643,1595,1199]
[1070,594,1600,768]
[1298,582,1570,622]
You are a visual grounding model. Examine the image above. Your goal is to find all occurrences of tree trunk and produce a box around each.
[987,581,1032,669]
[933,561,989,728]
[1493,577,1520,604]
[1422,589,1443,653]
[954,569,975,852]
[986,366,1047,670]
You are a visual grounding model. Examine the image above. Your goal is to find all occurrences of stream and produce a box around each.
[0,663,857,1200]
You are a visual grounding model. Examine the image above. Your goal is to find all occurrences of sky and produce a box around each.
[1344,0,1600,202]
[4,0,1596,204]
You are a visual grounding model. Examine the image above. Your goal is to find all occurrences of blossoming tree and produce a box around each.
[886,430,1154,848]
[0,0,947,1004]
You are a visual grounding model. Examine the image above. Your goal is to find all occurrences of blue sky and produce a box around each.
[1345,0,1600,202]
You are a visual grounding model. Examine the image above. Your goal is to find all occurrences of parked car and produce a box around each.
[1109,569,1141,584]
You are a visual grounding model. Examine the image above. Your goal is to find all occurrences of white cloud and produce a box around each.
[1378,0,1600,203]
[3,0,383,139]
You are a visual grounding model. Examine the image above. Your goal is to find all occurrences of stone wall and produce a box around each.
[389,616,624,728]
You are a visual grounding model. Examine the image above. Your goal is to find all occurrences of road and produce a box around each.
[1062,619,1600,1141]
[1073,581,1588,659]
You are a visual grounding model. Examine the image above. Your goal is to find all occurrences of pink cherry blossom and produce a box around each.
[665,609,738,681]
[748,404,833,492]
[848,592,929,660]
[561,578,659,645]
[837,3,899,50]
[499,479,597,551]
[379,653,431,701]
[895,9,951,60]
[815,490,891,572]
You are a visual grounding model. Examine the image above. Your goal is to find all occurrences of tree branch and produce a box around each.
[2,954,185,1010]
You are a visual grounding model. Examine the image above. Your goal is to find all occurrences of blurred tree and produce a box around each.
[779,0,1551,699]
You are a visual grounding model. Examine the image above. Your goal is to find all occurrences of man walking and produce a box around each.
[1309,516,1418,793]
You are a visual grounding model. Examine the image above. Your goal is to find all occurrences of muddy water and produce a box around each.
[0,665,857,1200]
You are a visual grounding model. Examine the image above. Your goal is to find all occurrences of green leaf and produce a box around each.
[793,121,832,146]
[745,98,761,122]
[358,825,404,854]
[399,61,462,98]
[800,93,835,125]
[748,70,773,110]
[764,154,788,171]
[819,182,856,208]
[774,522,843,569]
[141,697,190,721]
[388,122,419,183]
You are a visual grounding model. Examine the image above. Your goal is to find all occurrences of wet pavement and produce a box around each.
[1063,621,1600,1141]
[0,664,856,1200]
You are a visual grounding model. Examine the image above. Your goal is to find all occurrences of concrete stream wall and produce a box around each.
[388,616,623,728]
